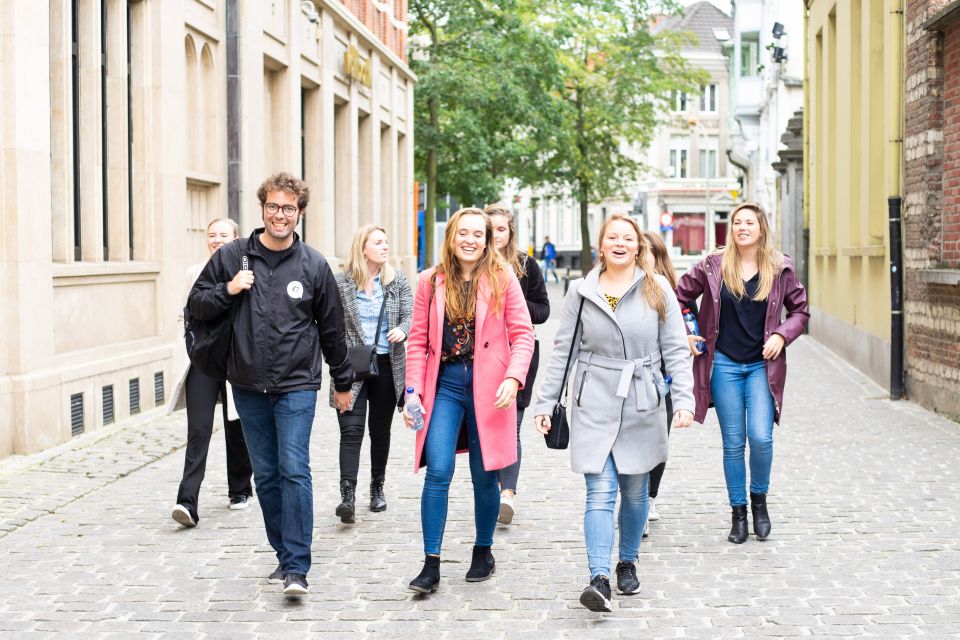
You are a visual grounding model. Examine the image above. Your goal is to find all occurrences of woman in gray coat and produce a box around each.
[330,224,412,523]
[534,214,694,613]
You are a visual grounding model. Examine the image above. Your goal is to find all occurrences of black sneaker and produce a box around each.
[267,565,283,584]
[229,495,250,510]
[579,575,612,612]
[283,573,308,596]
[615,561,640,595]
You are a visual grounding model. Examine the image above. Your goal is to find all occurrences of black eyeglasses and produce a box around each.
[262,203,300,217]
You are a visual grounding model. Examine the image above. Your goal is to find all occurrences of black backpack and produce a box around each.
[184,243,247,380]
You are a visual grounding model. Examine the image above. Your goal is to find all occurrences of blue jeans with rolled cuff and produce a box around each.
[583,454,649,580]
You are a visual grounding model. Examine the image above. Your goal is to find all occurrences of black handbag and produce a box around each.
[544,297,585,450]
[347,295,387,381]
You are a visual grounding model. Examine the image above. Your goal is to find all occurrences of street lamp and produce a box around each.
[688,117,715,254]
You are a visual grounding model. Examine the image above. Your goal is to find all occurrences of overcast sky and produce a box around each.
[683,0,732,15]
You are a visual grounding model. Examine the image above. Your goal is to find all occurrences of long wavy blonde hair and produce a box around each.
[344,224,396,289]
[434,208,506,320]
[640,230,678,290]
[719,202,783,301]
[482,203,527,278]
[597,213,667,323]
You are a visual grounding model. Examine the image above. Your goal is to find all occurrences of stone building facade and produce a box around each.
[0,0,415,458]
[903,0,960,421]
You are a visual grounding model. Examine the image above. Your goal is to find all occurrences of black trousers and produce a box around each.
[176,366,253,520]
[649,391,673,499]
[338,354,395,484]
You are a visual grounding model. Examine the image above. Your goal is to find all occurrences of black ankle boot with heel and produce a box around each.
[750,492,771,540]
[409,555,441,593]
[728,505,749,544]
[335,480,356,523]
[465,545,496,582]
[370,476,387,512]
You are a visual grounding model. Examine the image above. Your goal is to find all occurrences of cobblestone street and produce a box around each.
[1,285,959,639]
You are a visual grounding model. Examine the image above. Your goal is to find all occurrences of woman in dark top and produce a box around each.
[677,202,809,544]
[484,204,550,525]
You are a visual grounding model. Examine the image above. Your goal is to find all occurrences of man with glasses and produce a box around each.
[188,172,354,597]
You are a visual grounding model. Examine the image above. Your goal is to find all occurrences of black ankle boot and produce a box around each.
[409,555,440,593]
[750,492,771,540]
[335,480,356,523]
[370,476,387,512]
[728,505,748,544]
[465,545,496,582]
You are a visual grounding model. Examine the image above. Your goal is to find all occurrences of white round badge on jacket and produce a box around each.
[287,281,304,299]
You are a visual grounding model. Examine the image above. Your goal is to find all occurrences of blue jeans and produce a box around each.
[421,361,499,556]
[710,350,775,506]
[584,455,648,580]
[496,408,524,493]
[232,388,317,576]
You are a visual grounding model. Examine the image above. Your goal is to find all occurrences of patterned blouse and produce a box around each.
[604,293,621,312]
[441,317,476,362]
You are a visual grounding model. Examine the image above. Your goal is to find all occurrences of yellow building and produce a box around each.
[804,0,904,388]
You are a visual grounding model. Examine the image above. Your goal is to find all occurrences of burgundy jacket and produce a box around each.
[676,253,810,424]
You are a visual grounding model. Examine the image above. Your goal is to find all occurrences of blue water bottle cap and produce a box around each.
[406,386,415,394]
[664,376,672,384]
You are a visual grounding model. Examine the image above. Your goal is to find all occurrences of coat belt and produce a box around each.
[577,351,662,410]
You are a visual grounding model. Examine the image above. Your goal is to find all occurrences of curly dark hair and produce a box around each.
[256,172,310,210]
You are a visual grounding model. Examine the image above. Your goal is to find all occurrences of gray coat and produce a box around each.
[533,268,694,475]
[328,269,413,410]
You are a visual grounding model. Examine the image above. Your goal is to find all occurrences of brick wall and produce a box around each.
[340,0,408,62]
[904,0,960,421]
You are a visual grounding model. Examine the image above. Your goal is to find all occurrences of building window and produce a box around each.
[700,83,717,112]
[699,149,718,178]
[741,32,760,77]
[669,139,688,178]
[672,89,687,112]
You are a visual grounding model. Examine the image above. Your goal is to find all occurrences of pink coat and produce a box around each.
[405,267,535,473]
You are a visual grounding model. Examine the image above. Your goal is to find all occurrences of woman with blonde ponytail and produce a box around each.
[676,202,809,545]
[533,213,694,612]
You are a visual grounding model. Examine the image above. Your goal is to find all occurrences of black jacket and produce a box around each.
[188,229,354,394]
[516,255,550,409]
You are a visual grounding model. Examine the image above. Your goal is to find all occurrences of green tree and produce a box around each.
[527,0,706,269]
[409,1,559,266]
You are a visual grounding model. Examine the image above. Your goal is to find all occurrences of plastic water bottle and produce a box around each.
[682,308,705,354]
[405,386,424,431]
[655,374,673,399]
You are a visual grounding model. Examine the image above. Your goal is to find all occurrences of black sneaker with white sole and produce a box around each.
[283,573,308,596]
[267,565,283,584]
[229,495,250,510]
[615,561,640,595]
[579,575,612,612]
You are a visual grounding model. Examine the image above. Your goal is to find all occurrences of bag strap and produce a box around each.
[371,293,387,348]
[557,297,586,404]
[424,284,436,355]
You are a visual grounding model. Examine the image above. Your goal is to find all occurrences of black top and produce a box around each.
[441,316,475,362]
[716,272,768,363]
[518,256,550,324]
[256,235,296,268]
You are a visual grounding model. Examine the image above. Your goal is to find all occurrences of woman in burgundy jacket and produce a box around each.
[676,202,809,544]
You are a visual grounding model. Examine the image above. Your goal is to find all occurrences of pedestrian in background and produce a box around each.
[189,172,354,597]
[541,235,559,283]
[484,204,550,525]
[534,214,694,612]
[403,207,534,594]
[676,202,809,544]
[169,218,253,528]
[331,224,412,523]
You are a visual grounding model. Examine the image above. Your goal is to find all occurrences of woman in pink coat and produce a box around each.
[403,207,534,594]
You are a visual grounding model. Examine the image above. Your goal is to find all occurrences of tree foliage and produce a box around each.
[410,0,707,268]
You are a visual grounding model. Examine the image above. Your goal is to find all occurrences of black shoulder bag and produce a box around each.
[184,243,248,381]
[347,295,387,381]
[544,297,586,450]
